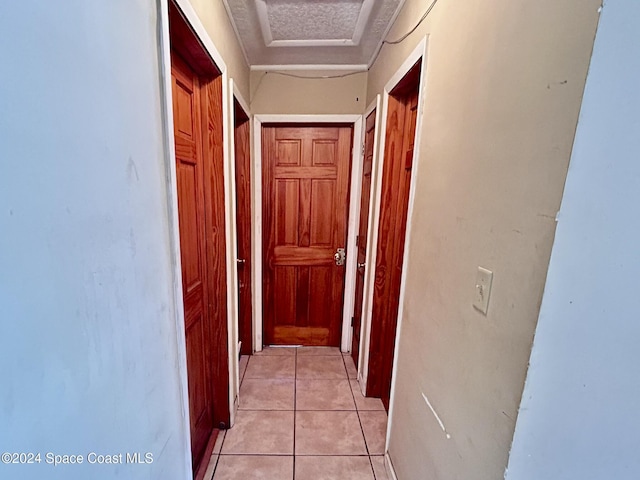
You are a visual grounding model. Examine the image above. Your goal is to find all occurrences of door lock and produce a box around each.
[334,248,346,266]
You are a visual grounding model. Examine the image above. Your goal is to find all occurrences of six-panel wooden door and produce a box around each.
[171,53,215,471]
[262,125,353,346]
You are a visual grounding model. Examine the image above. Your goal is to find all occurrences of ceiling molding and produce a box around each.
[250,64,369,72]
[224,0,405,67]
[350,0,375,45]
[267,39,358,48]
[254,0,376,48]
[367,0,407,69]
[222,0,252,68]
[254,0,273,44]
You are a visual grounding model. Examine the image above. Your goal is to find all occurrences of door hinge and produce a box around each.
[351,316,354,327]
[362,143,365,155]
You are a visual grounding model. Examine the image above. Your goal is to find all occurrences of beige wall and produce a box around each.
[250,70,368,114]
[187,0,250,101]
[506,2,640,477]
[366,0,600,478]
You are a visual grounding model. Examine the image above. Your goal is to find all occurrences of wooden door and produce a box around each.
[202,75,230,434]
[171,53,214,470]
[351,110,376,368]
[234,100,252,355]
[368,62,421,410]
[169,3,230,478]
[262,125,353,346]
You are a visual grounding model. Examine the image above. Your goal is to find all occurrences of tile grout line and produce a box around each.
[209,454,385,459]
[214,349,242,478]
[293,347,298,480]
[239,354,250,386]
[217,351,308,478]
[210,430,226,479]
[216,453,292,457]
[343,353,378,480]
[222,348,378,477]
[213,353,248,478]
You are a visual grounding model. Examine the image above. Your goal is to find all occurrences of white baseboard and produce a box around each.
[385,452,399,480]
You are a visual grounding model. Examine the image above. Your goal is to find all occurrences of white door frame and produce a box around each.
[227,78,253,419]
[353,38,430,455]
[157,0,239,434]
[359,37,429,391]
[384,37,429,455]
[230,84,252,359]
[354,95,382,375]
[253,114,364,352]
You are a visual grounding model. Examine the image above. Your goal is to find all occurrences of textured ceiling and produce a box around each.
[267,0,362,41]
[223,0,405,67]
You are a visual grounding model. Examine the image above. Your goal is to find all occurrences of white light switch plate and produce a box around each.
[473,266,493,315]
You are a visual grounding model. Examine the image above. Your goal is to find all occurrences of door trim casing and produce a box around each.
[157,1,239,470]
[228,77,251,409]
[253,114,363,352]
[231,80,251,118]
[353,95,382,381]
[356,37,429,452]
[157,2,192,474]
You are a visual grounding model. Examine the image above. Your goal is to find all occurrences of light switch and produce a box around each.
[473,266,493,315]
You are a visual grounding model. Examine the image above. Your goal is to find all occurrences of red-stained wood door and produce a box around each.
[234,99,252,355]
[262,125,353,346]
[351,110,376,368]
[368,61,421,411]
[171,54,215,471]
[169,3,229,478]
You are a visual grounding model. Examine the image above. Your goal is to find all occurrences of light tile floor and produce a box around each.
[204,347,389,480]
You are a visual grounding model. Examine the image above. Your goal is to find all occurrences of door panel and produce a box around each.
[310,180,335,244]
[202,76,230,433]
[234,100,252,355]
[169,4,230,477]
[263,125,353,346]
[379,88,418,410]
[367,62,421,410]
[351,109,377,368]
[171,54,213,470]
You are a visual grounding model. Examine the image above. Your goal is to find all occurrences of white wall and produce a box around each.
[0,2,190,479]
[506,2,640,478]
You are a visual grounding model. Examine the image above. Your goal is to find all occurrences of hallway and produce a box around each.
[204,347,389,479]
[4,2,632,479]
